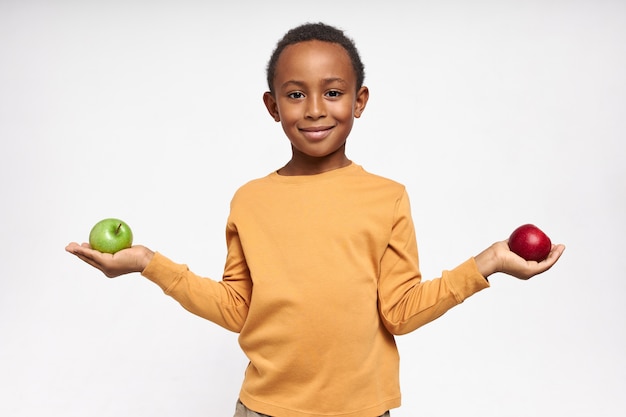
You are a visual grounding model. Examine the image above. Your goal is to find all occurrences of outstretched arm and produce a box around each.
[377,190,566,335]
[65,242,155,278]
[474,240,566,280]
[66,237,251,332]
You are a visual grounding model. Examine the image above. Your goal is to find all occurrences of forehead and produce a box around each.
[274,40,355,85]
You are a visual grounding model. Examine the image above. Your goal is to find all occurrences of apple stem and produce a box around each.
[116,223,122,235]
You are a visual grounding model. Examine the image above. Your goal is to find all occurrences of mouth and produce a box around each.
[299,126,334,141]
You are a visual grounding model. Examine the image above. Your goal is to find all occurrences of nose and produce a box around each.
[305,95,326,119]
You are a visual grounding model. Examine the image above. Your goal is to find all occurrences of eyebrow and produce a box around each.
[280,77,348,90]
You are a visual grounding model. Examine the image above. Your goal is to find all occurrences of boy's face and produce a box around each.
[263,40,368,171]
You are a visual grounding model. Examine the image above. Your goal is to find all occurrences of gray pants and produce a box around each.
[234,399,390,417]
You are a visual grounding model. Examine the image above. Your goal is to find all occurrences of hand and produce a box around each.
[475,240,565,280]
[65,242,155,278]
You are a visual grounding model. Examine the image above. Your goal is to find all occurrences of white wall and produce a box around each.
[1,1,624,416]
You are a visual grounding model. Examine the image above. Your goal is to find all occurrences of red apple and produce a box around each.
[508,224,552,262]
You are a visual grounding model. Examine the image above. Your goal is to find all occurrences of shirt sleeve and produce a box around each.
[377,190,489,335]
[141,220,252,333]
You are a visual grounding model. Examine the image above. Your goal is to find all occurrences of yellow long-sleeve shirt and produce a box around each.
[142,163,489,417]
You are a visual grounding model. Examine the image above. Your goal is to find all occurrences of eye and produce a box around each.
[325,90,343,98]
[287,91,305,99]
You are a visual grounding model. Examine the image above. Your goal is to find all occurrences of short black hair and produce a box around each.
[266,22,365,94]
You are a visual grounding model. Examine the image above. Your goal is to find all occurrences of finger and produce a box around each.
[75,253,104,270]
[65,242,80,252]
[66,242,95,258]
[71,250,121,278]
[67,246,103,268]
[66,242,91,253]
[531,244,565,274]
[67,243,110,268]
[543,244,566,265]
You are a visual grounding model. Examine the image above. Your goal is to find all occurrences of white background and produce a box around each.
[1,1,624,416]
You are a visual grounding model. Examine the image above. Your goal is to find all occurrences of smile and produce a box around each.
[299,126,334,141]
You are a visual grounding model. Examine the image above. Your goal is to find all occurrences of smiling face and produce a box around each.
[263,40,369,175]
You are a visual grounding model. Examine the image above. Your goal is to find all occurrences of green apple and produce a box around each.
[88,218,133,254]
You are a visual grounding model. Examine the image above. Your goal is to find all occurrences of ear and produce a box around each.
[354,86,369,118]
[263,91,281,122]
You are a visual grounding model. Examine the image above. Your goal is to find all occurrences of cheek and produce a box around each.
[276,103,301,124]
[333,103,356,121]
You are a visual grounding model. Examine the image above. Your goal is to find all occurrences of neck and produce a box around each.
[278,153,351,176]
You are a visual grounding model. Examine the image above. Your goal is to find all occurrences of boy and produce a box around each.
[66,23,565,417]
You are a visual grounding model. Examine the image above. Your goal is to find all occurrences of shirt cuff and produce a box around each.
[141,252,188,294]
[445,257,490,303]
